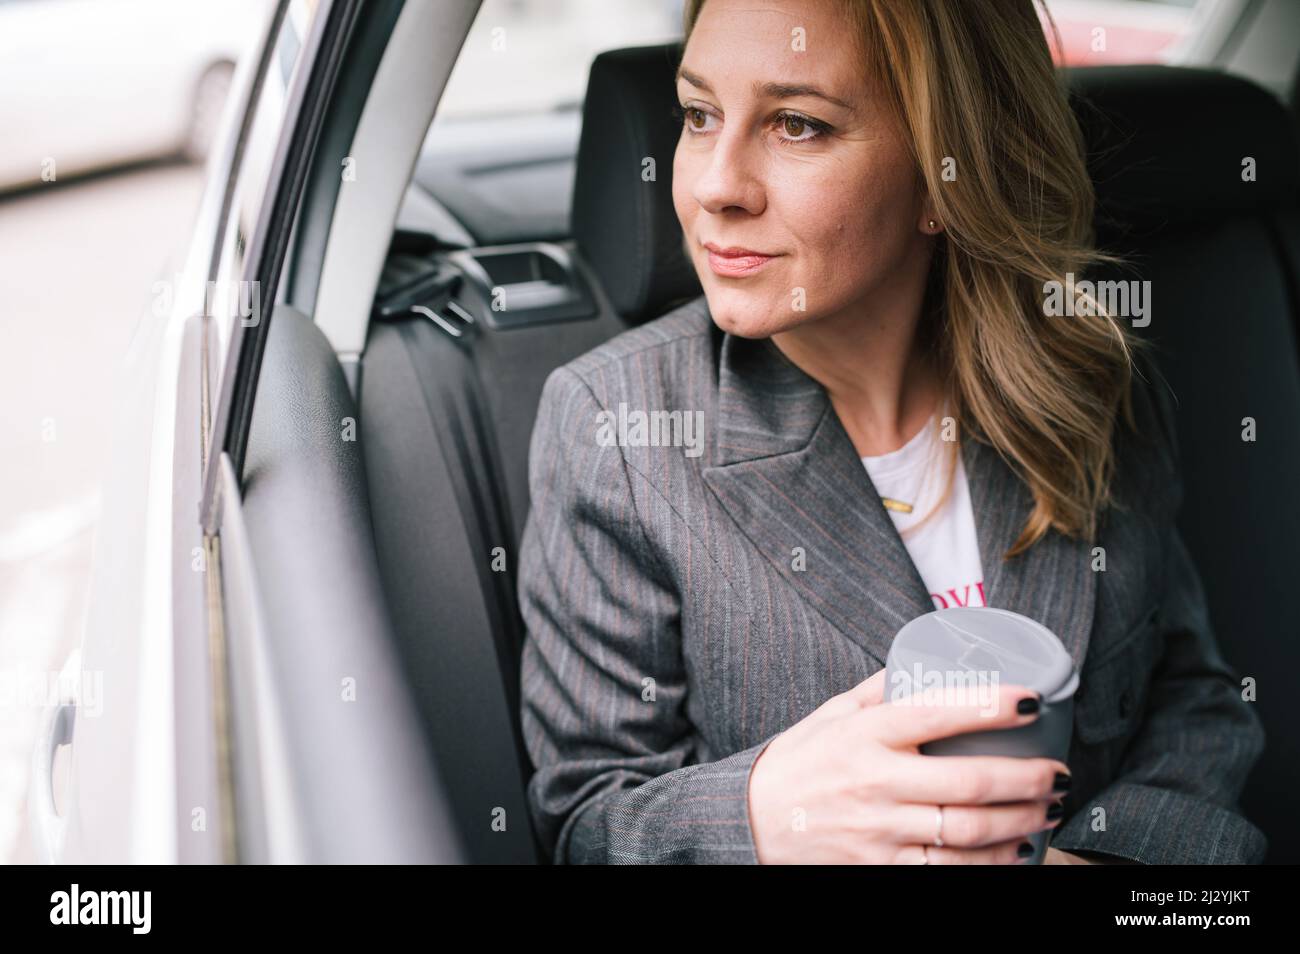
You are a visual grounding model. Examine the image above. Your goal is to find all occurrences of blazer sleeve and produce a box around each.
[1049,374,1268,865]
[517,366,776,864]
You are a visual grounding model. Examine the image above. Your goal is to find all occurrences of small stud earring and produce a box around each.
[927,219,937,231]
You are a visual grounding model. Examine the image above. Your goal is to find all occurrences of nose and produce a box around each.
[689,123,766,217]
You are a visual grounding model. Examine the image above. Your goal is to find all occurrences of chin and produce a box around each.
[702,283,808,340]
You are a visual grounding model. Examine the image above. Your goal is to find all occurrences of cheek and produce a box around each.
[777,159,918,285]
[671,146,694,230]
[855,153,923,247]
[770,169,867,285]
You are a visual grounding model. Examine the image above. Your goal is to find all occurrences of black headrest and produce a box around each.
[571,52,1300,320]
[571,43,700,324]
[1067,65,1300,233]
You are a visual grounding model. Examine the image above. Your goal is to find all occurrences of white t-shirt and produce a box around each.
[860,405,987,611]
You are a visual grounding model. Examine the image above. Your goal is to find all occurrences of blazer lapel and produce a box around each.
[703,328,1098,673]
[702,331,934,667]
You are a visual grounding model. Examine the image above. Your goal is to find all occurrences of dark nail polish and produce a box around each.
[1046,802,1065,821]
[1018,841,1035,858]
[1053,772,1072,793]
[1016,695,1040,716]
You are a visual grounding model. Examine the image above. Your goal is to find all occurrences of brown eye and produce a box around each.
[687,107,707,130]
[782,114,806,137]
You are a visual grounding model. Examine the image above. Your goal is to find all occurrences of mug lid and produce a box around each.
[887,606,1078,702]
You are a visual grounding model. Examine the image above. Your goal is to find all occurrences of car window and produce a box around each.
[1040,0,1206,65]
[208,0,323,387]
[411,0,682,246]
[434,0,683,120]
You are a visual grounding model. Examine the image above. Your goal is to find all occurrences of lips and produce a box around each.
[703,242,779,278]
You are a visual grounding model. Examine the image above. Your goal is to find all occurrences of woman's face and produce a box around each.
[672,0,932,340]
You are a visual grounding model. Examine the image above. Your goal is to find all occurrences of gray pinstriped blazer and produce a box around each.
[516,294,1267,864]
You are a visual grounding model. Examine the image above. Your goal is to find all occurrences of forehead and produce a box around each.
[682,0,866,94]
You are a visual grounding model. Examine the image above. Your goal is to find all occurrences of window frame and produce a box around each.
[199,0,364,531]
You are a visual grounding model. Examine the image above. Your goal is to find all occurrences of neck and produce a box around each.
[771,288,941,459]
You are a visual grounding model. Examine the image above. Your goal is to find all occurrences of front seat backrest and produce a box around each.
[1069,65,1300,863]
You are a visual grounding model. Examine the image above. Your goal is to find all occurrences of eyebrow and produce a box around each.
[675,66,857,113]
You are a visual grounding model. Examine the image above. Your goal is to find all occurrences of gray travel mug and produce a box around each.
[882,606,1078,865]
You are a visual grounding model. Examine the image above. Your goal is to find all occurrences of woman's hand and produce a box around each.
[746,669,1069,863]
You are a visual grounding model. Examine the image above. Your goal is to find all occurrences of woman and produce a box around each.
[516,0,1266,864]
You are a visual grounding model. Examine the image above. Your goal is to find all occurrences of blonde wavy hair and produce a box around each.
[681,0,1151,559]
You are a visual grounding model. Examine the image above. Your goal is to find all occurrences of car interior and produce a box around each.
[242,32,1300,861]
